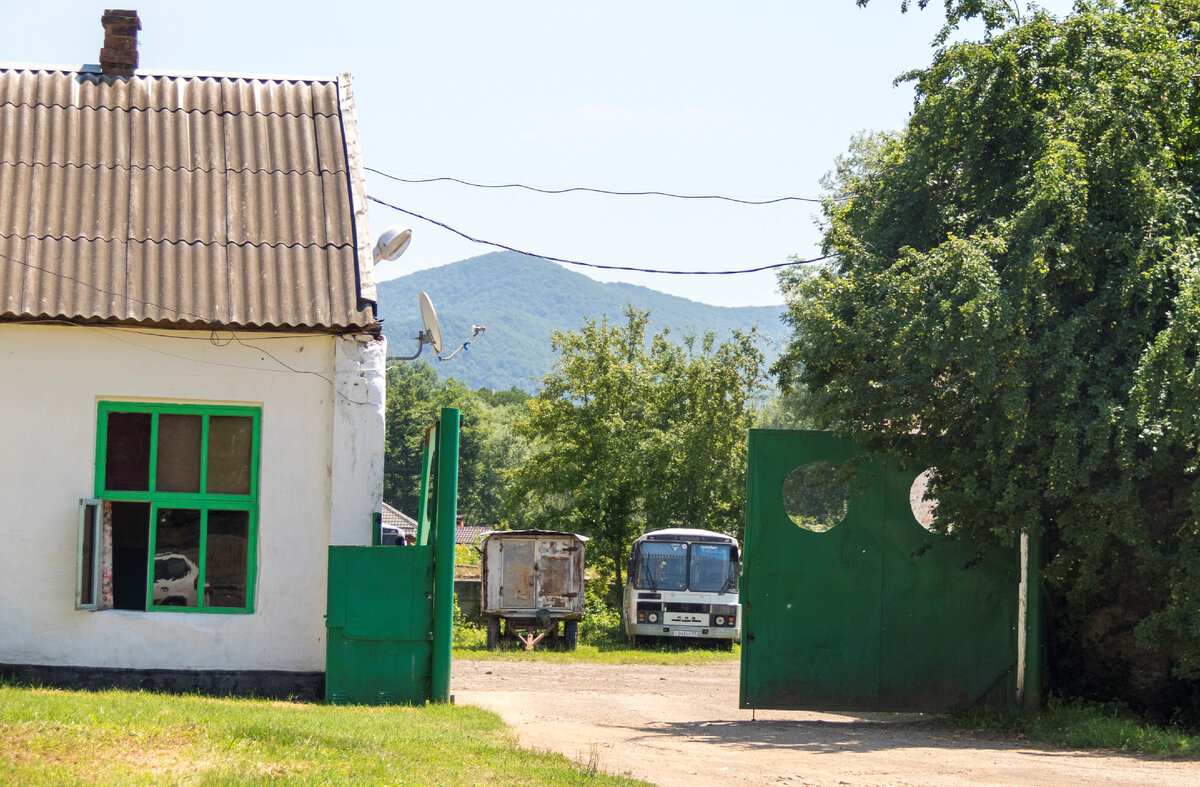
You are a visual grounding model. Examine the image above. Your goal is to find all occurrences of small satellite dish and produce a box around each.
[373,225,412,263]
[418,291,443,355]
[386,291,484,362]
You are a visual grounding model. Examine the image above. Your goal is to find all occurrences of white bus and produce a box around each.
[623,528,740,648]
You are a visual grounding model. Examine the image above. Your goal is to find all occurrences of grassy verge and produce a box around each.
[951,697,1198,758]
[0,683,646,785]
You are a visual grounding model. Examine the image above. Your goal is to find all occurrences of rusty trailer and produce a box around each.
[481,530,588,650]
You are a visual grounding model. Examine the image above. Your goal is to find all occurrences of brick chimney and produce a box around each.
[100,9,140,78]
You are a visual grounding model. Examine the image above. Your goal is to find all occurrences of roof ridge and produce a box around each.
[0,63,338,84]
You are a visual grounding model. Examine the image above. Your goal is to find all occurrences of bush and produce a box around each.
[453,596,486,648]
[455,544,481,566]
[580,582,624,646]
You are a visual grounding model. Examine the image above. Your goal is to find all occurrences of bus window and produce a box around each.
[637,542,688,590]
[690,544,737,592]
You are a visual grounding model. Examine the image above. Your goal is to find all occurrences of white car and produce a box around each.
[153,552,198,606]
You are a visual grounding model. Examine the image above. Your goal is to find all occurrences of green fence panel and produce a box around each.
[740,429,1019,712]
[325,409,460,706]
[326,545,434,705]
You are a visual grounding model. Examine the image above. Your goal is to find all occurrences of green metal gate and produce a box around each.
[740,430,1022,712]
[325,408,460,705]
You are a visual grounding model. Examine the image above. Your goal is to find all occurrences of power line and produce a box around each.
[367,196,830,275]
[365,167,836,205]
[0,248,212,324]
[0,249,377,405]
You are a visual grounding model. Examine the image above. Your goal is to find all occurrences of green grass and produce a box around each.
[0,684,646,785]
[952,697,1199,759]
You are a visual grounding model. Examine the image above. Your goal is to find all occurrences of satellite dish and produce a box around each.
[386,290,483,362]
[373,225,412,263]
[418,291,443,355]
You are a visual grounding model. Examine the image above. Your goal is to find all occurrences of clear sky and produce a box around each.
[1,1,1076,307]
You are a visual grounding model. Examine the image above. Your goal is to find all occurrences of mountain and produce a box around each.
[375,252,788,393]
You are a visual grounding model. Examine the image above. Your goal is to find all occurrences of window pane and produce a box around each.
[156,414,202,492]
[206,510,250,608]
[79,502,98,606]
[112,502,150,611]
[153,508,201,608]
[689,544,733,593]
[207,416,253,494]
[638,543,688,591]
[105,412,151,491]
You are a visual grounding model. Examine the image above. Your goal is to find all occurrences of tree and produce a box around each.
[383,365,525,528]
[642,331,765,533]
[774,1,1200,714]
[506,307,763,595]
[855,0,1030,42]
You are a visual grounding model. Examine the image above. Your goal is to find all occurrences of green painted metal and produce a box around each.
[325,545,435,705]
[740,429,1021,712]
[431,407,460,703]
[416,424,437,546]
[323,408,460,706]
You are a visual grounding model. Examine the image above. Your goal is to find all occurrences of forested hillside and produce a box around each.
[375,252,786,392]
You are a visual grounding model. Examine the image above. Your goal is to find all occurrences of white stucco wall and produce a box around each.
[329,334,387,545]
[0,324,382,673]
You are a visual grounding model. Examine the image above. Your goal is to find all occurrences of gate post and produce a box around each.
[431,407,460,703]
[1022,530,1045,708]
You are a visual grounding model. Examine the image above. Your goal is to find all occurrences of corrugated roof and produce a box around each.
[0,67,377,332]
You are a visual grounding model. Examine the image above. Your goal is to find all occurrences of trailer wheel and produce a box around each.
[486,617,500,650]
[563,620,579,650]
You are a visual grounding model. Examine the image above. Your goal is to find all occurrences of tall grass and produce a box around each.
[0,683,645,785]
[953,697,1198,758]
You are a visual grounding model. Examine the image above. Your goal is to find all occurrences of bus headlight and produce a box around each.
[648,612,659,623]
[715,616,726,626]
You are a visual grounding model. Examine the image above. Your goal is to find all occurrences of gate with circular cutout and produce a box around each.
[739,429,1022,712]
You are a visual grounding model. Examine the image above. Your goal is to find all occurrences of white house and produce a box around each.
[0,12,386,698]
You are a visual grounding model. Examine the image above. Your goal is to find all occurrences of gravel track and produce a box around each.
[451,659,1199,787]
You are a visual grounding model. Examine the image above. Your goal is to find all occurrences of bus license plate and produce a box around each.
[671,630,699,637]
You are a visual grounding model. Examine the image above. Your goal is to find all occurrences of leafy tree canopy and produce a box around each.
[506,307,764,593]
[775,0,1200,712]
[856,0,1034,42]
[383,363,527,528]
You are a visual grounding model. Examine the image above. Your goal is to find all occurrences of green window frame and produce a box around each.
[89,401,261,614]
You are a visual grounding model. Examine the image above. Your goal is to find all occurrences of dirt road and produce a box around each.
[451,659,1198,787]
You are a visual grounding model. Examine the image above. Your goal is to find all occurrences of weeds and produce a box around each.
[952,696,1198,758]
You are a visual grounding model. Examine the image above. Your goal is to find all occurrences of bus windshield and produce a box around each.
[690,543,738,593]
[636,541,738,593]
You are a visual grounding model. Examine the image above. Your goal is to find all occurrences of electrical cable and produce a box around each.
[0,248,212,324]
[365,167,838,205]
[0,248,377,405]
[367,196,830,275]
